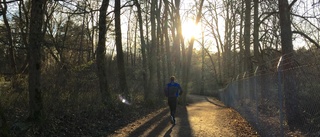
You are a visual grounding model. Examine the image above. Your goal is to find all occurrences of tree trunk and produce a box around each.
[146,0,157,102]
[78,2,87,64]
[173,0,182,76]
[238,0,245,74]
[278,0,304,130]
[2,0,17,75]
[28,0,46,122]
[156,0,164,100]
[134,0,149,100]
[96,0,111,103]
[163,0,172,78]
[253,0,258,56]
[244,0,252,74]
[200,31,205,95]
[223,1,231,79]
[115,0,129,97]
[182,0,204,105]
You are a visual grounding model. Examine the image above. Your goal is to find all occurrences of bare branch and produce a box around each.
[259,11,278,25]
[291,13,320,31]
[289,0,297,9]
[0,0,22,4]
[292,31,320,48]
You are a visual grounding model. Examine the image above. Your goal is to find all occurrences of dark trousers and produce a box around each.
[168,97,177,118]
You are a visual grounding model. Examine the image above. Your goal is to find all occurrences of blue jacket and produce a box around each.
[165,82,183,97]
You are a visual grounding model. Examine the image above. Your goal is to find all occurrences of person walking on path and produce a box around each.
[164,76,183,125]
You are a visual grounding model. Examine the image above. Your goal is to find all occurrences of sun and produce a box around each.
[181,20,201,40]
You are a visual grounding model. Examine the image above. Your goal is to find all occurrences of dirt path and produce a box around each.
[110,95,259,137]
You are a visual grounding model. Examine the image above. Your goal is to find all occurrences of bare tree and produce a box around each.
[156,0,164,99]
[134,0,149,100]
[163,0,172,78]
[2,0,17,75]
[181,0,204,105]
[278,0,304,130]
[244,0,253,74]
[148,0,157,100]
[96,0,111,103]
[28,0,47,122]
[115,0,129,97]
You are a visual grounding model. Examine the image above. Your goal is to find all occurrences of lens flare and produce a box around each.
[118,94,131,105]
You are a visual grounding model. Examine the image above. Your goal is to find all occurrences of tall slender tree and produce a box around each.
[181,0,204,105]
[244,0,253,74]
[163,0,172,78]
[115,0,129,97]
[96,0,111,103]
[253,0,260,64]
[134,0,149,100]
[2,0,17,75]
[238,0,245,74]
[278,0,303,130]
[28,0,47,122]
[148,0,157,101]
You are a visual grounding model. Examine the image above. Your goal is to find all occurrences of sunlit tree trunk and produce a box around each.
[278,0,304,130]
[200,31,205,95]
[182,0,204,105]
[253,0,261,65]
[172,0,182,76]
[28,0,47,122]
[96,0,111,104]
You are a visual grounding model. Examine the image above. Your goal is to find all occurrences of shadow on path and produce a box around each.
[111,95,259,137]
[163,125,175,137]
[178,106,193,136]
[128,108,169,137]
[145,113,171,136]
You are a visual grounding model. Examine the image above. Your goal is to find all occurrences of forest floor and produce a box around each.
[108,94,259,137]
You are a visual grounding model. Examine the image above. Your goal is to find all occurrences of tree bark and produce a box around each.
[115,0,129,97]
[146,0,157,101]
[28,0,46,122]
[278,0,304,130]
[182,0,204,105]
[173,0,182,76]
[134,0,149,100]
[253,0,261,64]
[238,0,245,74]
[244,0,253,74]
[156,0,164,100]
[163,0,172,78]
[2,0,17,74]
[96,0,111,103]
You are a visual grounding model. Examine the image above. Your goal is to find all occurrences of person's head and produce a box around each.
[170,76,175,82]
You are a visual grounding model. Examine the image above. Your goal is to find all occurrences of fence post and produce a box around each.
[254,66,259,129]
[236,74,239,108]
[242,72,246,101]
[277,56,284,137]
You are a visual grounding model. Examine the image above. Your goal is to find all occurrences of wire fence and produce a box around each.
[219,49,320,137]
